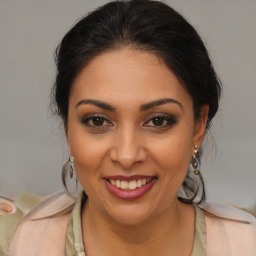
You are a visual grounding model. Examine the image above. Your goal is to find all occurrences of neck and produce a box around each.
[81,198,195,256]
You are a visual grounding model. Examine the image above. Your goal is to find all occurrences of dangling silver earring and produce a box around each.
[69,156,74,179]
[191,145,200,175]
[62,156,75,180]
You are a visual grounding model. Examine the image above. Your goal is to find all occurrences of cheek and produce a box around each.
[69,135,106,172]
[151,128,194,178]
[70,138,106,196]
[67,121,109,191]
[151,137,193,209]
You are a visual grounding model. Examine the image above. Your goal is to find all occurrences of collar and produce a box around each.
[199,200,256,224]
[28,191,255,224]
[31,192,76,220]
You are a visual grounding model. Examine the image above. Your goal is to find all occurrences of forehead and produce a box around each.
[69,48,192,108]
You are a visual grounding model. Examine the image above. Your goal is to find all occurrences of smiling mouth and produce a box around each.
[104,176,157,200]
[106,178,156,190]
[103,175,158,200]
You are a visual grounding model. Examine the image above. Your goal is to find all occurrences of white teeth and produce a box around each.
[120,181,129,190]
[116,180,121,188]
[137,179,142,188]
[109,178,155,190]
[128,180,137,190]
[110,180,116,186]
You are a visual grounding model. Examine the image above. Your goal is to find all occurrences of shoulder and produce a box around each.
[6,192,76,256]
[0,192,76,255]
[199,201,256,256]
[0,193,45,255]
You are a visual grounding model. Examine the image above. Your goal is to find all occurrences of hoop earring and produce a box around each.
[69,156,74,179]
[191,145,200,175]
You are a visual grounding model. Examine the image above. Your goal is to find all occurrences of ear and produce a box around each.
[193,104,209,148]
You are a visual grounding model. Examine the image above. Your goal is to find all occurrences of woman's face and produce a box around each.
[67,48,208,224]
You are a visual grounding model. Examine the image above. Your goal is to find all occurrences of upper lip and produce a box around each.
[103,175,157,181]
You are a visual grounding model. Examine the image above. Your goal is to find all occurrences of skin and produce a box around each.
[67,48,209,256]
[0,203,12,213]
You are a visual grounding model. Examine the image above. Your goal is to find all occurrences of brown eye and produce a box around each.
[152,117,164,126]
[92,117,105,126]
[144,114,177,128]
[81,114,112,130]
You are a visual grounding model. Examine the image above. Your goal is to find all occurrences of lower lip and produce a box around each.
[104,178,156,200]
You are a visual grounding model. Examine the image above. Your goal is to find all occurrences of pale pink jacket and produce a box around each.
[1,192,256,256]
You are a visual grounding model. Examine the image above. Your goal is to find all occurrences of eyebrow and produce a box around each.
[140,98,183,112]
[75,98,183,112]
[75,99,116,111]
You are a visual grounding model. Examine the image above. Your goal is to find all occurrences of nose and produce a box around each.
[109,127,147,169]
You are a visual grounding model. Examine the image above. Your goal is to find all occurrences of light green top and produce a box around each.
[65,193,206,255]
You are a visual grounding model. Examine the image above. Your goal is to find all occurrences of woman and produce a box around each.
[1,0,255,255]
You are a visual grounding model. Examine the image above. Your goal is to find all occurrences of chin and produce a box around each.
[111,210,151,226]
[100,200,158,226]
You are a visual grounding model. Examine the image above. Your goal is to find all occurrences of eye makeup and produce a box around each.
[80,113,113,130]
[79,111,178,133]
[143,113,178,129]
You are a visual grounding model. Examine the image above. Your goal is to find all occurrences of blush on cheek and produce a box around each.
[69,135,100,159]
[73,153,98,175]
[70,141,105,177]
[158,146,191,179]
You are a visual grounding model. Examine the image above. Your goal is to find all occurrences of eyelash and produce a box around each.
[81,114,112,130]
[144,114,177,128]
[81,113,177,130]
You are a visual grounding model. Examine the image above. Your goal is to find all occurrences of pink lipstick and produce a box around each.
[104,175,157,200]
